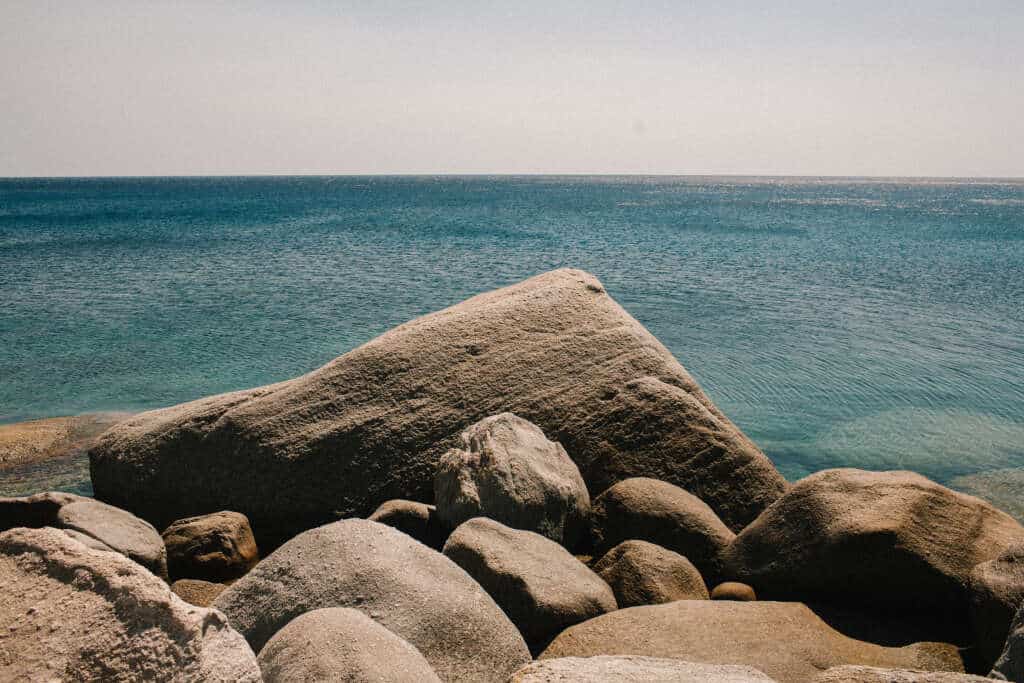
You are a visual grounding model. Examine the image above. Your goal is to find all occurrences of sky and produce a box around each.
[1,1,1022,177]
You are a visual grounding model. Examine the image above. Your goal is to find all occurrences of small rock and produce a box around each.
[162,511,259,582]
[511,655,776,682]
[443,517,616,653]
[171,578,228,607]
[368,499,446,549]
[593,539,708,607]
[712,582,757,601]
[590,477,734,585]
[57,499,168,579]
[434,413,590,547]
[258,607,442,682]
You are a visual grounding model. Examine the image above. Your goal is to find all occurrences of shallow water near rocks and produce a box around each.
[1,176,1022,500]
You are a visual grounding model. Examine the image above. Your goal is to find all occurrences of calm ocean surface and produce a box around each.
[1,176,1022,490]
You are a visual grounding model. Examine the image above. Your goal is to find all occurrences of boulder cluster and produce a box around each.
[2,269,1024,681]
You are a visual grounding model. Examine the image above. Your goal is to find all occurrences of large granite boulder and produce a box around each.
[443,517,616,653]
[257,607,442,683]
[213,518,530,682]
[90,269,786,544]
[813,666,989,682]
[967,542,1024,670]
[590,477,734,585]
[434,413,589,546]
[510,656,775,682]
[0,526,260,681]
[161,511,259,582]
[368,499,447,549]
[540,601,966,683]
[726,469,1024,612]
[593,539,709,607]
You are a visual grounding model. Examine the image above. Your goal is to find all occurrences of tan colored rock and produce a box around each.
[590,477,734,585]
[213,518,530,682]
[712,581,757,601]
[539,601,966,683]
[434,413,589,546]
[968,542,1024,670]
[258,607,442,683]
[89,269,786,544]
[368,499,446,549]
[0,490,87,530]
[57,499,168,578]
[171,578,228,607]
[162,511,259,582]
[814,666,990,682]
[510,655,776,682]
[0,526,259,682]
[593,539,708,607]
[726,469,1024,611]
[443,517,616,653]
[0,413,127,470]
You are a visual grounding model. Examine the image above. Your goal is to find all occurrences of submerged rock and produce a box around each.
[443,517,616,653]
[434,413,589,546]
[257,607,442,683]
[540,600,965,683]
[593,539,709,607]
[213,518,530,682]
[90,269,786,544]
[510,656,776,682]
[368,499,447,549]
[0,526,259,681]
[162,511,259,582]
[590,477,734,585]
[726,469,1024,612]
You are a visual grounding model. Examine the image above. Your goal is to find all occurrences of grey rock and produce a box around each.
[0,526,260,682]
[57,499,168,579]
[162,511,259,582]
[593,539,708,607]
[213,518,530,682]
[434,413,589,546]
[443,517,616,653]
[258,607,442,683]
[590,477,734,585]
[0,490,87,530]
[510,655,776,682]
[90,269,786,545]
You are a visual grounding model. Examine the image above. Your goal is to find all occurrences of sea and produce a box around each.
[1,176,1022,500]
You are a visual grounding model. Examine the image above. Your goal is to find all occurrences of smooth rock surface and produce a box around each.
[713,581,758,601]
[57,499,168,578]
[434,413,589,546]
[213,518,530,682]
[726,469,1024,611]
[590,477,734,585]
[368,499,446,549]
[593,539,708,607]
[814,666,990,682]
[540,600,966,683]
[162,511,259,582]
[967,542,1024,670]
[510,655,776,682]
[258,607,442,683]
[0,526,260,681]
[443,517,616,653]
[90,269,786,544]
[171,578,228,607]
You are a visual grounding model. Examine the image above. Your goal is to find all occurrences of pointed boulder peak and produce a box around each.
[90,268,786,544]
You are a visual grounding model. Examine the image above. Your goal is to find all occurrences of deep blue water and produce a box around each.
[1,176,1022,486]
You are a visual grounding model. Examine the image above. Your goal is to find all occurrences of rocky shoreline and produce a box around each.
[2,269,1024,681]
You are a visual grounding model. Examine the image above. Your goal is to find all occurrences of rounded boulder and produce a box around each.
[161,510,259,582]
[593,539,709,607]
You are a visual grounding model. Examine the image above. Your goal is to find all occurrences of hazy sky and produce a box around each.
[2,1,1022,177]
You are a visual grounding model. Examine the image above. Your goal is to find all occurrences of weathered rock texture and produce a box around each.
[213,518,530,682]
[434,413,589,546]
[593,539,709,607]
[590,477,734,585]
[0,490,87,530]
[90,269,786,543]
[510,655,776,682]
[171,578,228,607]
[540,601,965,683]
[368,499,447,549]
[162,511,259,582]
[813,666,989,682]
[967,542,1024,670]
[257,607,442,683]
[992,601,1024,681]
[443,517,616,653]
[726,469,1024,612]
[0,526,260,682]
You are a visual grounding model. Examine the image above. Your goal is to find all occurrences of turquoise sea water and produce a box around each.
[1,176,1022,488]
